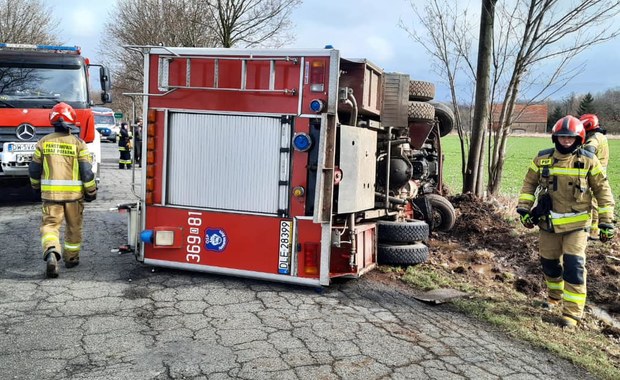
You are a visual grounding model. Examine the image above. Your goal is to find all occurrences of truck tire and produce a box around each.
[430,101,455,137]
[426,193,456,232]
[408,101,435,122]
[377,220,429,243]
[409,80,435,101]
[378,243,429,265]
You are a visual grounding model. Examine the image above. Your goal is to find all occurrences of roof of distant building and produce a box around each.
[491,104,548,123]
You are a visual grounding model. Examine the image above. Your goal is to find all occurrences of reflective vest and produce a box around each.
[518,147,614,233]
[29,132,97,202]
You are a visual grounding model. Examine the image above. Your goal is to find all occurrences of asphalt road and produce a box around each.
[0,142,596,379]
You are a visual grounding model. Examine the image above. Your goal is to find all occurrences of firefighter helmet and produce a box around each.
[551,115,585,145]
[579,114,599,132]
[50,102,77,125]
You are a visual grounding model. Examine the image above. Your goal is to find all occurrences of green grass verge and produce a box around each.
[391,135,620,378]
[441,135,620,208]
[393,265,620,380]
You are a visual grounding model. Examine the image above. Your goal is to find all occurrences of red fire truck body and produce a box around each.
[123,46,455,286]
[0,43,112,184]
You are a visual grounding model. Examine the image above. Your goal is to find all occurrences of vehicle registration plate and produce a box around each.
[278,220,293,274]
[9,142,36,152]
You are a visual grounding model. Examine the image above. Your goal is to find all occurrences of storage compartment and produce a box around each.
[337,125,377,214]
[339,58,383,117]
[166,112,291,215]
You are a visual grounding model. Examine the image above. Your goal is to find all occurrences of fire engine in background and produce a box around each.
[118,46,456,287]
[0,43,112,185]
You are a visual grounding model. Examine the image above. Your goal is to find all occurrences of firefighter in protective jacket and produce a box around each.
[118,122,132,169]
[28,102,98,278]
[517,115,615,329]
[580,113,610,240]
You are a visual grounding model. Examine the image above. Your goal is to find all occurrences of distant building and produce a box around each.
[491,103,548,133]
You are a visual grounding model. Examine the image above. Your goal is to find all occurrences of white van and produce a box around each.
[93,107,118,143]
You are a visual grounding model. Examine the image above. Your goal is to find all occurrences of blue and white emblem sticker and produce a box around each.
[205,228,227,252]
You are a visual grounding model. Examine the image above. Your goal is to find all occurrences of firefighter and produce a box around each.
[133,117,143,168]
[118,122,132,169]
[516,115,615,329]
[28,102,98,278]
[580,113,610,240]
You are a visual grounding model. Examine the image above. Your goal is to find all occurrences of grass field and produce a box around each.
[441,134,620,208]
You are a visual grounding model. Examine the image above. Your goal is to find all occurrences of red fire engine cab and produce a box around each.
[120,46,455,286]
[0,43,112,185]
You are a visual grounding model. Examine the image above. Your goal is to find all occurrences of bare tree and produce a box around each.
[467,0,497,196]
[404,0,620,197]
[487,0,620,195]
[548,88,620,132]
[0,0,59,44]
[100,0,302,118]
[206,0,301,48]
[100,0,219,118]
[593,88,620,132]
[399,0,477,187]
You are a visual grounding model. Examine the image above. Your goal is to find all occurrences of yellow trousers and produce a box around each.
[40,201,84,264]
[539,229,588,320]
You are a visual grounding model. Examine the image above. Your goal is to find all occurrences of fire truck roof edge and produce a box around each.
[124,45,337,58]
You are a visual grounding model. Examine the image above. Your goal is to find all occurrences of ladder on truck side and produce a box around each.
[156,52,299,95]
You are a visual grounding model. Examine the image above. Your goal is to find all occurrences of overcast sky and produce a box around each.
[54,0,620,102]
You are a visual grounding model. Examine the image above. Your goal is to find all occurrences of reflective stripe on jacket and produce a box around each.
[518,147,615,233]
[28,132,96,201]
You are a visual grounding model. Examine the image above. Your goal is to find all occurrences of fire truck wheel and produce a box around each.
[430,101,455,137]
[377,220,429,243]
[409,80,435,101]
[426,194,456,232]
[408,101,435,122]
[378,243,429,265]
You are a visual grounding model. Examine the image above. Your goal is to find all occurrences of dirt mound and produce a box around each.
[427,193,620,314]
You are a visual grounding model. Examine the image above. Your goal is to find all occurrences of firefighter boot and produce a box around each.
[44,248,60,278]
[65,258,80,268]
[559,315,579,330]
[542,298,562,311]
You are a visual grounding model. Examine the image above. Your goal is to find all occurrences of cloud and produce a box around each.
[364,36,395,62]
[67,8,98,38]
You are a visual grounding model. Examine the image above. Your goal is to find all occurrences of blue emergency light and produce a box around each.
[293,133,313,152]
[140,230,154,244]
[0,43,80,53]
[309,99,325,113]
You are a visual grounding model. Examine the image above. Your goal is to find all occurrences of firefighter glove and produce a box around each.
[84,190,97,202]
[516,207,535,229]
[599,223,615,243]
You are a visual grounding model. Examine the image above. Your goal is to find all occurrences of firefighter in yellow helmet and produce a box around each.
[516,115,615,329]
[28,102,98,278]
[580,114,610,240]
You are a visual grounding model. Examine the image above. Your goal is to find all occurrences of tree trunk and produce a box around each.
[463,0,496,196]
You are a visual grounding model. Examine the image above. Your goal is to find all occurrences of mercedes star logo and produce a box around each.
[16,124,36,141]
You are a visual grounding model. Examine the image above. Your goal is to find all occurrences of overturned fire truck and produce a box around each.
[118,46,455,286]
